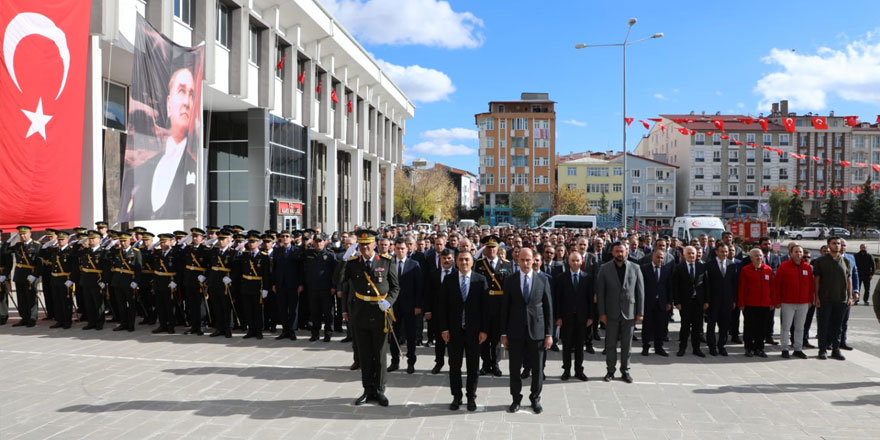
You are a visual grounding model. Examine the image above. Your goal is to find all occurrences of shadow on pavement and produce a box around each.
[693,381,879,394]
[831,394,880,406]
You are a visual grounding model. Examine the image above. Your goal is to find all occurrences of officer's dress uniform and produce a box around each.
[78,241,108,330]
[208,245,238,338]
[303,246,339,341]
[109,243,143,331]
[47,240,78,328]
[237,247,272,339]
[153,245,182,333]
[138,244,157,325]
[10,235,42,326]
[182,243,209,334]
[0,239,11,325]
[39,238,56,320]
[474,255,512,375]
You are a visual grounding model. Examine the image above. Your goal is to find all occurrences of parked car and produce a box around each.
[479,224,491,230]
[496,222,513,229]
[859,228,880,239]
[787,227,825,240]
[828,227,851,238]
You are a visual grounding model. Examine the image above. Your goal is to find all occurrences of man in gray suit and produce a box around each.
[596,241,644,384]
[501,248,553,414]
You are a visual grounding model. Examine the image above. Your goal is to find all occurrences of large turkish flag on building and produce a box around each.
[0,1,90,231]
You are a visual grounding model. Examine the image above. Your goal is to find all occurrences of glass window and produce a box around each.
[566,167,577,176]
[747,133,756,143]
[217,2,231,49]
[746,150,755,162]
[102,79,127,130]
[631,186,641,194]
[695,150,704,161]
[713,134,721,145]
[695,134,705,145]
[174,0,193,26]
[249,25,260,65]
[780,134,790,146]
[632,169,641,178]
[763,133,772,145]
[612,183,622,192]
[817,134,825,147]
[613,167,623,175]
[763,151,771,162]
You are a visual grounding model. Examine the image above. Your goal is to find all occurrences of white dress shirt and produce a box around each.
[151,136,187,212]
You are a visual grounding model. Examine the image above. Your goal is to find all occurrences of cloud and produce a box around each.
[561,119,587,127]
[715,90,724,96]
[320,0,484,49]
[376,59,455,103]
[409,141,476,156]
[755,31,880,110]
[653,93,666,100]
[672,88,680,93]
[421,127,478,141]
[737,102,745,109]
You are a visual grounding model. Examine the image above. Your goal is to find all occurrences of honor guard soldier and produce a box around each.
[47,231,78,329]
[8,226,42,327]
[152,234,182,334]
[70,228,88,315]
[39,229,58,321]
[344,230,399,407]
[237,233,272,339]
[109,232,143,332]
[183,227,209,335]
[260,233,278,332]
[79,230,108,330]
[303,232,339,342]
[137,232,158,326]
[208,230,238,338]
[0,229,10,325]
[474,234,512,376]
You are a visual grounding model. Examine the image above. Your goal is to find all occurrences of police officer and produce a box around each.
[47,231,78,329]
[138,232,158,326]
[260,233,278,333]
[8,226,42,327]
[79,230,108,330]
[238,233,272,339]
[207,230,237,338]
[473,234,512,376]
[344,230,399,407]
[109,232,143,332]
[152,233,182,334]
[182,227,209,335]
[303,233,339,342]
[273,230,303,341]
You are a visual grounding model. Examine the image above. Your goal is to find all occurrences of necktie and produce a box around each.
[442,269,449,283]
[655,266,660,281]
[572,273,578,289]
[398,260,403,278]
[522,274,531,302]
[721,261,726,277]
[460,275,469,326]
[491,260,496,271]
[365,258,372,271]
[689,263,694,279]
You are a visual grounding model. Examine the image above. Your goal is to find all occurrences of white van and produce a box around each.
[538,215,597,230]
[672,215,725,242]
[458,219,477,230]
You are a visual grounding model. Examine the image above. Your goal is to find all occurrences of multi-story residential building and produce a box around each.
[83,0,413,233]
[476,93,556,226]
[434,163,479,212]
[557,156,623,213]
[851,123,880,188]
[609,153,677,227]
[635,113,790,218]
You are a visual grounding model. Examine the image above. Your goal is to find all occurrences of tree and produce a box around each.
[849,177,877,228]
[786,195,806,228]
[393,167,457,223]
[821,194,843,226]
[552,187,588,215]
[598,192,610,215]
[769,190,792,226]
[510,192,537,227]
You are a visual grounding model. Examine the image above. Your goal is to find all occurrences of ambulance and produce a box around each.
[672,215,725,242]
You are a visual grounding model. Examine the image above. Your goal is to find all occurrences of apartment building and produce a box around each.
[557,156,624,213]
[610,153,677,227]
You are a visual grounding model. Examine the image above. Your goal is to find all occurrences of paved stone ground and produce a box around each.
[2,287,879,440]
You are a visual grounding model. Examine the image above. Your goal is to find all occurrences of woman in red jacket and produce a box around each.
[738,248,774,358]
[773,245,815,359]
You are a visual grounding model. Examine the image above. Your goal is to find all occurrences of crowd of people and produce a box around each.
[1,222,878,413]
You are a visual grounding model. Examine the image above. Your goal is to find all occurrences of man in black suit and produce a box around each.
[554,251,592,381]
[705,243,739,356]
[640,249,673,356]
[501,248,553,414]
[389,238,424,374]
[672,246,708,357]
[273,231,302,340]
[424,248,457,374]
[437,250,488,412]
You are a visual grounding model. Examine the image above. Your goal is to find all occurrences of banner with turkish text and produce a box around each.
[0,0,90,230]
[118,15,204,222]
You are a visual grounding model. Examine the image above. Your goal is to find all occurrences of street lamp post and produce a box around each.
[576,18,662,231]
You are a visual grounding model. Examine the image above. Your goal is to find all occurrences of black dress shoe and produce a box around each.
[693,350,706,358]
[255,333,262,340]
[340,336,352,343]
[718,347,728,356]
[817,350,828,360]
[766,337,779,345]
[593,333,601,341]
[641,346,650,356]
[839,343,853,351]
[167,328,175,334]
[676,349,686,357]
[26,321,35,327]
[406,365,415,374]
[290,333,297,341]
[324,333,332,342]
[191,330,204,336]
[387,362,399,372]
[731,336,743,344]
[224,329,232,338]
[309,334,319,342]
[152,326,168,334]
[449,398,461,411]
[575,372,588,381]
[113,325,127,332]
[49,323,63,329]
[478,367,488,376]
[507,402,521,413]
[467,399,477,412]
[210,330,223,337]
[431,363,443,374]
[492,366,502,377]
[0,317,7,325]
[603,373,613,382]
[622,373,633,383]
[276,332,291,340]
[354,393,370,406]
[781,350,790,358]
[803,341,816,349]
[520,369,530,379]
[793,350,808,359]
[757,350,768,358]
[709,347,717,356]
[656,348,669,357]
[62,324,71,329]
[12,321,26,327]
[531,400,543,414]
[243,333,254,339]
[350,362,360,370]
[585,345,595,354]
[375,392,389,407]
[549,344,560,352]
[561,370,570,381]
[831,350,846,360]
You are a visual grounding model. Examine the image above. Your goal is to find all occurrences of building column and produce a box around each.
[280,45,294,119]
[350,148,364,227]
[193,0,216,85]
[303,59,317,129]
[335,80,346,143]
[384,163,395,225]
[229,5,249,97]
[145,0,172,34]
[247,108,270,231]
[370,158,380,227]
[81,35,103,227]
[258,27,276,109]
[326,141,338,233]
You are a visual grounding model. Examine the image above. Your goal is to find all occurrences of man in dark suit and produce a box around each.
[627,236,645,264]
[273,231,303,340]
[705,243,739,356]
[424,248,457,374]
[389,238,424,373]
[596,242,644,384]
[437,250,488,412]
[640,249,673,356]
[554,251,592,381]
[672,246,708,357]
[501,248,553,414]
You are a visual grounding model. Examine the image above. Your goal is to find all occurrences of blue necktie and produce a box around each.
[460,275,469,326]
[522,274,531,303]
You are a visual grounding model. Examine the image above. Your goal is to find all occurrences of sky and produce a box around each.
[320,0,880,174]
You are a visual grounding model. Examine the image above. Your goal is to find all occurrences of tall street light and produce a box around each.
[575,18,662,230]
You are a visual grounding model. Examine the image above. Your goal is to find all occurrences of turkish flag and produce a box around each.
[638,119,650,130]
[843,116,858,126]
[738,117,754,125]
[331,88,338,103]
[872,164,880,172]
[276,54,287,71]
[760,187,766,194]
[316,81,322,94]
[297,69,305,84]
[840,160,851,167]
[677,127,689,135]
[720,134,730,140]
[346,100,353,113]
[782,117,796,133]
[712,119,724,132]
[648,118,662,122]
[705,131,715,136]
[0,1,90,230]
[757,118,769,132]
[811,116,828,130]
[624,117,634,126]
[659,125,666,133]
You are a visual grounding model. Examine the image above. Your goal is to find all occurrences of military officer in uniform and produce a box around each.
[344,230,399,407]
[39,229,57,321]
[237,233,272,339]
[69,229,89,319]
[47,231,78,329]
[182,227,209,335]
[8,226,42,327]
[260,233,278,333]
[0,229,10,325]
[109,232,143,331]
[79,230,108,330]
[152,233,182,334]
[303,233,339,342]
[137,232,158,326]
[208,230,237,338]
[474,235,512,376]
